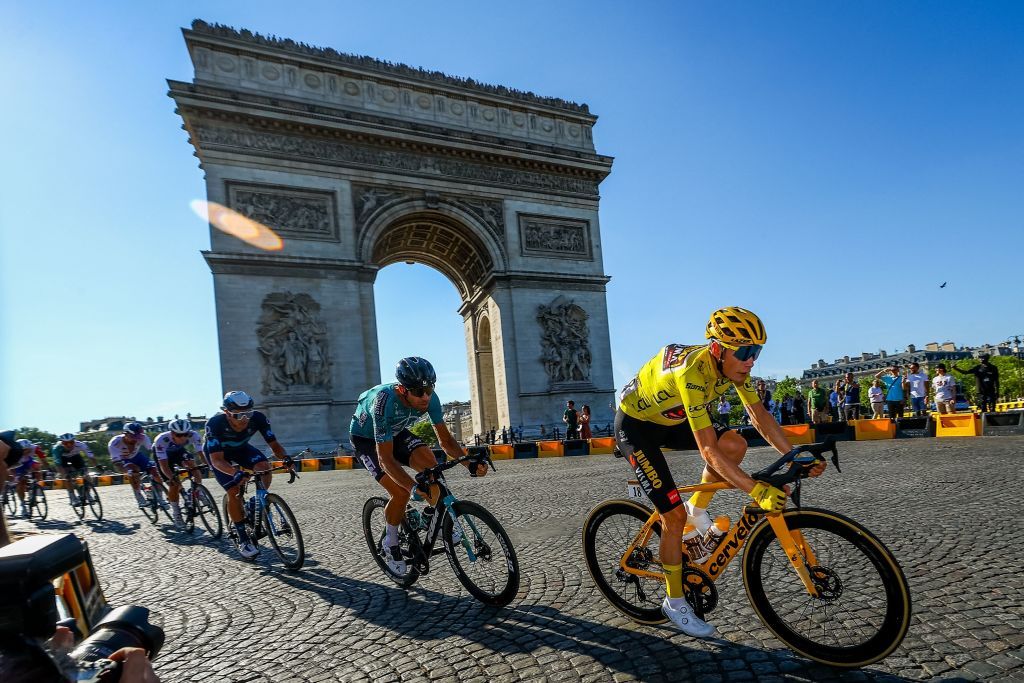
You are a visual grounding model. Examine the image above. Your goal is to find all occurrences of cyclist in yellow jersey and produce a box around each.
[615,307,825,637]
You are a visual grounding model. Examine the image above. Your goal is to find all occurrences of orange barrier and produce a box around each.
[781,424,815,445]
[488,444,514,460]
[852,419,896,440]
[98,475,113,486]
[537,440,565,457]
[935,414,980,438]
[334,456,355,469]
[589,437,616,455]
[52,479,67,489]
[300,458,320,472]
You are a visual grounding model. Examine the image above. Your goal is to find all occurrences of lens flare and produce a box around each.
[190,200,284,251]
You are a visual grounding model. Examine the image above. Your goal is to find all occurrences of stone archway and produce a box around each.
[171,21,617,449]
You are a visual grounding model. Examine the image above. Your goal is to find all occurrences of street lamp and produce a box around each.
[1006,334,1024,401]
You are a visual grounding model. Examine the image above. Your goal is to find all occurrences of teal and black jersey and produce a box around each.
[349,383,443,444]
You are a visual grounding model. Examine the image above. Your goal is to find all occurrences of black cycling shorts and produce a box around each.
[614,408,729,514]
[351,429,426,482]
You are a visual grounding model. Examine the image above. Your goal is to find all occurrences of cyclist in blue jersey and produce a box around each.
[350,357,487,574]
[205,390,292,559]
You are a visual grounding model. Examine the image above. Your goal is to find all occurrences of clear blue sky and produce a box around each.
[2,1,1022,434]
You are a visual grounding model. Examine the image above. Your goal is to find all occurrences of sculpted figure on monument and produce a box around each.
[257,292,332,393]
[537,296,592,383]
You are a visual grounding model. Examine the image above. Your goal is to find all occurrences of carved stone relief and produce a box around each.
[352,184,504,247]
[257,292,332,394]
[196,124,598,196]
[227,182,338,241]
[537,296,592,384]
[519,214,591,260]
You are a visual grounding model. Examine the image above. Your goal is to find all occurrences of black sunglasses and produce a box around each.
[407,386,434,398]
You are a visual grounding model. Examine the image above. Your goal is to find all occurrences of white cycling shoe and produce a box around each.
[449,522,464,546]
[238,541,259,559]
[384,544,407,575]
[662,597,716,639]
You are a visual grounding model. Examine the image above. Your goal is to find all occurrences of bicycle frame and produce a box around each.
[407,454,491,566]
[235,464,297,538]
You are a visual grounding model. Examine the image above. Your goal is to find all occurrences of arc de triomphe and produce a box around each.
[170,21,616,449]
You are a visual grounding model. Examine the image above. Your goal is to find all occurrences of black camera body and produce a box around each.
[0,534,163,681]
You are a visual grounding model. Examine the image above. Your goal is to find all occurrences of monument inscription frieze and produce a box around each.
[226,182,338,241]
[352,184,504,244]
[195,124,598,196]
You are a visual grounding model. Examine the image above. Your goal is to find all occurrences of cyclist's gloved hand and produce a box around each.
[750,481,786,513]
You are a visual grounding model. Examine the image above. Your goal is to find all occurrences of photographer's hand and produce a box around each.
[109,648,160,683]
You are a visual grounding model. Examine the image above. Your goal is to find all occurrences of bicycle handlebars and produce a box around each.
[414,451,494,489]
[751,436,841,508]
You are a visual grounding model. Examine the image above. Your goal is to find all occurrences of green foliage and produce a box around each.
[950,356,1024,403]
[409,419,438,447]
[772,377,800,401]
[15,427,57,451]
[79,432,117,469]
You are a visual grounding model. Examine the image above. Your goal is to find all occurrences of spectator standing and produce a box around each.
[807,380,830,424]
[793,392,807,424]
[906,362,930,416]
[756,379,771,411]
[717,396,731,427]
[828,382,841,422]
[563,400,579,440]
[869,379,885,418]
[781,396,793,425]
[842,372,861,421]
[579,405,593,439]
[931,363,957,413]
[875,365,908,421]
[954,355,1000,413]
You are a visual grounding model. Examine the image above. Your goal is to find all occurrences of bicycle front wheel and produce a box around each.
[582,499,667,624]
[141,484,160,524]
[742,507,911,668]
[361,497,420,588]
[71,482,86,520]
[196,485,222,538]
[442,500,519,607]
[84,481,103,521]
[2,485,16,516]
[262,493,304,570]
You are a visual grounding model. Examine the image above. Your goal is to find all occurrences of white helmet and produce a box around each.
[168,419,192,435]
[59,433,76,442]
[16,439,34,449]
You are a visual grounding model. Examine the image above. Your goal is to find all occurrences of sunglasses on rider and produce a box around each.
[406,386,434,398]
[227,410,255,420]
[731,344,763,362]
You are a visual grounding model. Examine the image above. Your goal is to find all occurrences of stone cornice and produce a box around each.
[202,251,378,280]
[182,115,604,197]
[186,21,592,117]
[169,80,611,169]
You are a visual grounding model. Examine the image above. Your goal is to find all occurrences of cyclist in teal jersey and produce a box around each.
[350,357,486,574]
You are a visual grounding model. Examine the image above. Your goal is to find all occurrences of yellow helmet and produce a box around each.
[705,307,767,347]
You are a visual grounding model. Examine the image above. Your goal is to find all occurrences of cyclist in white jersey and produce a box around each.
[152,419,203,528]
[108,422,159,508]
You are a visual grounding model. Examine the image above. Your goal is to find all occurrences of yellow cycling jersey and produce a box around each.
[618,344,760,429]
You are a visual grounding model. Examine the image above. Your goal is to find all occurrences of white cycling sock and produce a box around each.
[684,501,712,534]
[170,502,180,514]
[384,523,400,546]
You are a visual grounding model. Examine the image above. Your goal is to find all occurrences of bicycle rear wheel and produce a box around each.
[71,482,86,520]
[442,500,519,607]
[582,499,667,624]
[141,481,160,524]
[84,481,103,521]
[361,497,420,587]
[742,507,911,668]
[262,493,304,570]
[32,484,48,520]
[2,485,16,516]
[196,485,222,538]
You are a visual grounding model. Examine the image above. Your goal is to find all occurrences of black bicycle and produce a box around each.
[136,471,174,525]
[361,452,520,607]
[66,468,103,521]
[221,463,304,569]
[1,479,16,516]
[20,475,48,520]
[172,465,222,538]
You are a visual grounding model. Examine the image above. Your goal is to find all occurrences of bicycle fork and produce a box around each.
[767,515,821,598]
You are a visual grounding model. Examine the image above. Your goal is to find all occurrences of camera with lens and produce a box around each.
[0,534,163,682]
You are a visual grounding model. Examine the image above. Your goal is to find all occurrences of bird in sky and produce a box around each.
[940,282,947,288]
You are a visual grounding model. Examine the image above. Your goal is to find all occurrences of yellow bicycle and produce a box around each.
[582,438,911,668]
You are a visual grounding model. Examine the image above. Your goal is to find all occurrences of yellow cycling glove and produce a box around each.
[750,482,786,513]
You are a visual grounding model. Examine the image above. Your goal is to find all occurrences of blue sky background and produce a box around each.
[2,1,1022,433]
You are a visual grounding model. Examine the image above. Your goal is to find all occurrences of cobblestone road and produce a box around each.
[12,436,1024,682]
